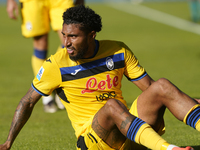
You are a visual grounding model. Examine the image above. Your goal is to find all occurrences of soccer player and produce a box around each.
[1,5,199,150]
[6,0,84,113]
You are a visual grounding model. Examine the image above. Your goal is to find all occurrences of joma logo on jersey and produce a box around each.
[81,74,119,94]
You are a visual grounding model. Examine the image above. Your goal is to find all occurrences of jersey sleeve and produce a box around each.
[123,48,147,81]
[32,55,61,96]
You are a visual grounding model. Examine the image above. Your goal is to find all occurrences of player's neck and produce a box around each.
[83,40,96,59]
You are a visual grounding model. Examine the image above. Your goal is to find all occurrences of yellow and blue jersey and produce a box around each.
[32,40,147,137]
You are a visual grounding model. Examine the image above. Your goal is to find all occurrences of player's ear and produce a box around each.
[90,31,96,39]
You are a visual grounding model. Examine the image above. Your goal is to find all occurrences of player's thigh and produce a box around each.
[20,0,50,37]
[49,0,74,31]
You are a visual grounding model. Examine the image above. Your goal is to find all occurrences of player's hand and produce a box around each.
[0,144,10,150]
[6,0,19,20]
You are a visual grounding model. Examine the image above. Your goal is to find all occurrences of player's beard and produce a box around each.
[69,46,89,61]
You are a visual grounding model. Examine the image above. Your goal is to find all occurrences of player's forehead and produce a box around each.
[62,23,82,34]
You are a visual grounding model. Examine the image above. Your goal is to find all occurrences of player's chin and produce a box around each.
[69,55,79,61]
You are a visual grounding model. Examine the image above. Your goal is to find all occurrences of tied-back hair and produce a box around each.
[63,5,102,33]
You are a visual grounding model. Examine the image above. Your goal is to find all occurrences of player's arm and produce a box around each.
[6,0,19,20]
[132,74,155,92]
[0,86,41,150]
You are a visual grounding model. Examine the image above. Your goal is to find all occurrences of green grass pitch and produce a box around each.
[0,2,200,149]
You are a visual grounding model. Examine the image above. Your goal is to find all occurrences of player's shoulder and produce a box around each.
[51,48,68,60]
[42,48,67,67]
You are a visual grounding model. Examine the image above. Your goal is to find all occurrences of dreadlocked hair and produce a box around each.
[63,5,102,33]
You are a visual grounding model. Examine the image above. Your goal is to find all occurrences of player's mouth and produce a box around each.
[67,47,75,54]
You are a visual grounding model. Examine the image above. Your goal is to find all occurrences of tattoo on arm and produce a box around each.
[7,87,41,144]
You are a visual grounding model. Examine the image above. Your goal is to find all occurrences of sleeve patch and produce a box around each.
[36,67,45,81]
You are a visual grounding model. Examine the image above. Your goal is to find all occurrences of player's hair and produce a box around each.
[63,5,102,33]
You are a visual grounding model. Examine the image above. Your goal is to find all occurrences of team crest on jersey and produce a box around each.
[36,67,44,81]
[26,21,32,31]
[106,57,114,70]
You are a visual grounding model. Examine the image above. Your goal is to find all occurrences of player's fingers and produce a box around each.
[8,10,18,20]
[14,6,19,18]
[6,8,15,19]
[7,5,18,20]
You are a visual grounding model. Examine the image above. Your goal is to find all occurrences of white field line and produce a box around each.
[107,3,200,35]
